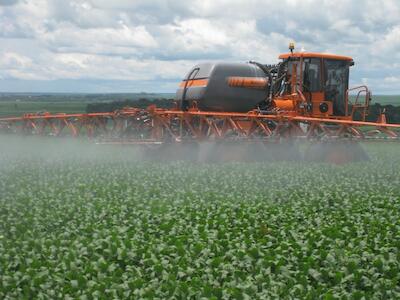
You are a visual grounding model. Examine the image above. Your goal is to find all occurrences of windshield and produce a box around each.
[325,60,349,116]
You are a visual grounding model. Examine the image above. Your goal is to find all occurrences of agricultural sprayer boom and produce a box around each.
[1,44,400,163]
[1,106,400,140]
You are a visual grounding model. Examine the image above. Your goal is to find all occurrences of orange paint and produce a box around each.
[274,99,296,111]
[279,52,353,61]
[227,77,268,89]
[179,79,208,88]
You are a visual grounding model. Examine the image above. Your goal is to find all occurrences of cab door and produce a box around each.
[302,58,323,102]
[324,59,349,116]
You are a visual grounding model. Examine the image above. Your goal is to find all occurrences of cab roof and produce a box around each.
[279,52,353,61]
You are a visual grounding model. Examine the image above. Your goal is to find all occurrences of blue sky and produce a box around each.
[0,0,400,93]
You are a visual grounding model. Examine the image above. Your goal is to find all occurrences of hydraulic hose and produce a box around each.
[181,67,200,111]
[249,61,273,107]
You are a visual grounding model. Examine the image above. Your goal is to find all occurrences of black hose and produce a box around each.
[181,67,199,111]
[249,61,273,107]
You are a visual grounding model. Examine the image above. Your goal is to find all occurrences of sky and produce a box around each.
[0,0,400,94]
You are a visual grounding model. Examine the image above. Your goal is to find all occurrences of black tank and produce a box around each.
[175,62,269,112]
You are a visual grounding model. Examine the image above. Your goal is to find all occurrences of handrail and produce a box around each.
[345,85,370,121]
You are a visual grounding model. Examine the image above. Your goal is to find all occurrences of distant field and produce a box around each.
[0,93,174,117]
[369,95,399,106]
[0,101,87,117]
[0,93,174,103]
[347,95,399,106]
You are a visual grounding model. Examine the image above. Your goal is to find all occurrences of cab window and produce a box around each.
[303,58,322,92]
[324,59,349,116]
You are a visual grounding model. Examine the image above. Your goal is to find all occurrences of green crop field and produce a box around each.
[0,101,87,118]
[0,136,399,299]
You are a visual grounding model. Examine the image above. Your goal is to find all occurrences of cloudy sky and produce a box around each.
[0,0,400,93]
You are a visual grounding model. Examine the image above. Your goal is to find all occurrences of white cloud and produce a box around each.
[0,52,32,68]
[371,25,400,57]
[0,0,400,93]
[384,76,400,84]
[0,0,19,6]
[42,23,158,55]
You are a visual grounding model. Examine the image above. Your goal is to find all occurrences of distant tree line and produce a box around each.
[364,103,400,123]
